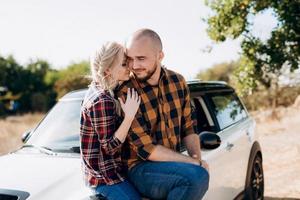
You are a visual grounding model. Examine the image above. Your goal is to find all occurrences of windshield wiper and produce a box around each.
[22,144,57,155]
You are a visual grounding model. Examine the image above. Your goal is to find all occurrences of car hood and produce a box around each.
[0,150,92,200]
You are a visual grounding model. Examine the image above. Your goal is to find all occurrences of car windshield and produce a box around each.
[26,99,81,152]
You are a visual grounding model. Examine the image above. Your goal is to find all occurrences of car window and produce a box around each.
[27,100,81,151]
[191,97,215,133]
[209,92,247,130]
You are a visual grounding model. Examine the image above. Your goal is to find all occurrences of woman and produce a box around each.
[80,42,141,200]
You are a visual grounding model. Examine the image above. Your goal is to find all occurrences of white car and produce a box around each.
[0,80,264,200]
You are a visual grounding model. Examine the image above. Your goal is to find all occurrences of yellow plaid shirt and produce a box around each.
[116,67,196,168]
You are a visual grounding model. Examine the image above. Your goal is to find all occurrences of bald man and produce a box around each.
[116,29,209,200]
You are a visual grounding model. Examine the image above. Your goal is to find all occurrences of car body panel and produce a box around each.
[0,150,93,200]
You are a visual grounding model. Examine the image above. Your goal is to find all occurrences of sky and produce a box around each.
[0,0,277,79]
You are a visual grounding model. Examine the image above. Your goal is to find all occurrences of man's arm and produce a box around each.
[148,144,200,165]
[128,112,200,166]
[180,77,201,155]
[179,76,209,170]
[183,134,201,159]
[184,134,209,171]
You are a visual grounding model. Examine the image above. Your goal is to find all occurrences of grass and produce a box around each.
[0,113,44,155]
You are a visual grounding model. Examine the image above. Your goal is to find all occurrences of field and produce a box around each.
[0,113,44,155]
[0,107,299,199]
[253,106,300,199]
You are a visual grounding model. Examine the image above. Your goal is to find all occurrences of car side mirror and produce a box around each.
[22,130,32,143]
[200,131,221,150]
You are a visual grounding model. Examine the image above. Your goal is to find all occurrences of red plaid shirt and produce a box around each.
[80,84,126,187]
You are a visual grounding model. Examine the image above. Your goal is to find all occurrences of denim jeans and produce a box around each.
[128,161,209,200]
[94,180,141,200]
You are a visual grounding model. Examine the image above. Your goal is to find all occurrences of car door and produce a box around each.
[189,95,229,200]
[202,91,252,199]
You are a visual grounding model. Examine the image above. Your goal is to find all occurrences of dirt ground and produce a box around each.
[0,113,44,155]
[0,107,299,199]
[252,105,300,199]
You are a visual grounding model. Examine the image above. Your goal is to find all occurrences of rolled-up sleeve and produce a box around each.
[180,78,197,138]
[88,98,122,155]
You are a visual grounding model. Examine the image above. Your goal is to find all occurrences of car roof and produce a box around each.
[59,89,87,101]
[60,80,234,101]
[187,80,234,93]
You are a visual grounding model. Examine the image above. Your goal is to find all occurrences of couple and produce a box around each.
[80,29,209,200]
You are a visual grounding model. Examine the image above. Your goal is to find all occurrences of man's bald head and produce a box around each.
[127,28,163,52]
[126,29,164,83]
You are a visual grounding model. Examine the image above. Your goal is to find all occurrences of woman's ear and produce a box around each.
[104,68,111,76]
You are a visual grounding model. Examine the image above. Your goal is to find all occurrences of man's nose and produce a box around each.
[132,60,141,70]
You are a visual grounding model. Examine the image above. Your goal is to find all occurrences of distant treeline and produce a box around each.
[196,61,300,111]
[1,54,299,117]
[0,55,90,116]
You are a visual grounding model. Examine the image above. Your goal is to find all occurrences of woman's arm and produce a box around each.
[115,88,140,143]
[88,88,140,155]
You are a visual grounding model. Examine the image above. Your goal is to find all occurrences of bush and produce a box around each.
[242,86,300,111]
[30,93,48,112]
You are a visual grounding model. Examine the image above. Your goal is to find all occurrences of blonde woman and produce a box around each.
[80,42,141,200]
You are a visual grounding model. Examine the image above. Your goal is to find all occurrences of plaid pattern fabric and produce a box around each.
[80,84,126,187]
[116,67,197,169]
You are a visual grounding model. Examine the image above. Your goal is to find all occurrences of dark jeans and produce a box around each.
[128,161,209,200]
[94,180,141,200]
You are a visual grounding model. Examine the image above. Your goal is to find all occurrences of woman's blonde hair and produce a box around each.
[90,41,124,91]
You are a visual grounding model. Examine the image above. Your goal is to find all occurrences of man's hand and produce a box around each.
[201,160,209,172]
[192,154,209,172]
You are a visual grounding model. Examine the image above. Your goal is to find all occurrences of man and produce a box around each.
[116,29,209,200]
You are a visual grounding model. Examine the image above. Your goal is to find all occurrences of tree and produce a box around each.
[26,59,51,91]
[0,55,91,115]
[0,55,25,116]
[0,55,26,93]
[205,0,300,100]
[54,61,90,98]
[18,59,57,112]
[196,61,237,85]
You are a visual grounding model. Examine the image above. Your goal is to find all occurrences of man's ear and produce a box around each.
[158,51,164,62]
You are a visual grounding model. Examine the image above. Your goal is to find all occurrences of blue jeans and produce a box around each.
[128,161,209,200]
[94,180,141,200]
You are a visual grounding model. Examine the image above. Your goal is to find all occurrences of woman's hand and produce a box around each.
[118,88,141,120]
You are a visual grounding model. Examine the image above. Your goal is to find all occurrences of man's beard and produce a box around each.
[135,63,158,82]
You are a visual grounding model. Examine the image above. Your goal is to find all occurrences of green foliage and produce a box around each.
[241,85,300,111]
[196,61,238,86]
[25,60,51,92]
[30,92,48,112]
[205,0,300,95]
[233,56,257,95]
[0,55,26,93]
[54,61,90,98]
[196,59,300,110]
[0,54,91,116]
[44,70,60,86]
[19,59,56,112]
[206,0,250,41]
